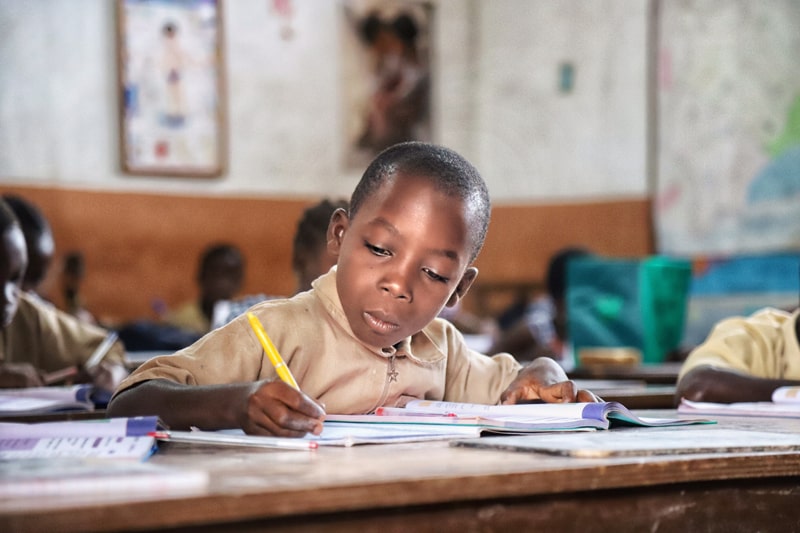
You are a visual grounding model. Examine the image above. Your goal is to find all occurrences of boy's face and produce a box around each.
[0,226,27,328]
[329,173,478,349]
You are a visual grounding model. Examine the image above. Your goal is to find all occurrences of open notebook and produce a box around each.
[155,400,710,449]
[0,385,97,416]
[370,399,711,431]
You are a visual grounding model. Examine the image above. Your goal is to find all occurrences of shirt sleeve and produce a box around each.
[439,321,521,404]
[113,315,265,397]
[678,308,792,381]
[24,296,125,372]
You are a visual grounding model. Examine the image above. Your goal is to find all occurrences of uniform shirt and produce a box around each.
[0,292,125,372]
[116,269,521,413]
[679,308,800,381]
[163,301,209,336]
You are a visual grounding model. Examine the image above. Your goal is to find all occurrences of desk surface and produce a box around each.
[4,412,800,532]
[569,362,684,384]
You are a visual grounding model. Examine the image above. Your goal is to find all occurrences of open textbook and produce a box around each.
[374,399,711,431]
[156,400,710,450]
[679,386,800,418]
[0,384,101,416]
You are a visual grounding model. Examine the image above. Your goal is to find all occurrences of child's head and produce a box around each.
[197,243,244,305]
[0,200,27,328]
[1,194,54,294]
[328,141,490,349]
[292,198,349,293]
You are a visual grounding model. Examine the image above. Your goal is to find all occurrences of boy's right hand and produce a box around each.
[240,380,326,438]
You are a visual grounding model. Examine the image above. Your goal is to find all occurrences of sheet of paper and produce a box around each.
[453,428,800,458]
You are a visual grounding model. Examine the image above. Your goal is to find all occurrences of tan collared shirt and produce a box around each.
[163,301,210,335]
[679,308,800,380]
[0,292,125,372]
[116,269,521,413]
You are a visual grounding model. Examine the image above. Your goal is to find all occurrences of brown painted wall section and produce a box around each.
[1,186,653,323]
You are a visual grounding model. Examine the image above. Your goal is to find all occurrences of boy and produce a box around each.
[108,142,598,436]
[0,200,128,390]
[676,307,800,403]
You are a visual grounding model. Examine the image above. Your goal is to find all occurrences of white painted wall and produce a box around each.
[0,0,649,202]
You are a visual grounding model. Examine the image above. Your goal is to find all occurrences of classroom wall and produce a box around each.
[0,185,652,322]
[0,0,653,322]
[0,0,648,199]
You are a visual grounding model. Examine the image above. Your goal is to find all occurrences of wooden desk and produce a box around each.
[572,380,678,409]
[569,362,684,384]
[3,413,800,532]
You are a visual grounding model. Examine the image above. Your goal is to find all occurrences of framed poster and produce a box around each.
[117,0,226,177]
[341,1,433,170]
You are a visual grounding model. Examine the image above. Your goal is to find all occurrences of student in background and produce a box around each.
[61,250,97,324]
[213,198,349,329]
[163,243,244,335]
[293,198,350,293]
[676,306,800,403]
[108,142,599,434]
[488,247,592,367]
[1,194,55,298]
[0,200,128,390]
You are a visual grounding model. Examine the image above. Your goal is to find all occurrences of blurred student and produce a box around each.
[61,250,97,324]
[108,141,599,434]
[0,200,128,390]
[163,243,245,336]
[488,247,592,367]
[676,306,800,403]
[2,194,55,298]
[213,199,348,328]
[292,198,350,293]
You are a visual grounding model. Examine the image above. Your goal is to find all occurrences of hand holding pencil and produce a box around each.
[244,312,325,437]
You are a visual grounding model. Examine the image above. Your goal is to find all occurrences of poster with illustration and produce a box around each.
[118,0,225,177]
[341,1,433,170]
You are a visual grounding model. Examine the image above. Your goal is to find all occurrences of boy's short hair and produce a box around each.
[349,142,491,262]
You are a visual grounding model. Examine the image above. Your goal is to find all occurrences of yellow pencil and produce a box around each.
[246,312,300,390]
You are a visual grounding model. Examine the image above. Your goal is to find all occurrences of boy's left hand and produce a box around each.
[500,358,602,404]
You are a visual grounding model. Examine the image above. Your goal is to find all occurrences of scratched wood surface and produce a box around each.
[3,413,800,532]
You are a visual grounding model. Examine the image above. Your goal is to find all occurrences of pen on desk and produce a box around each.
[42,365,79,385]
[84,331,119,371]
[246,312,300,390]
